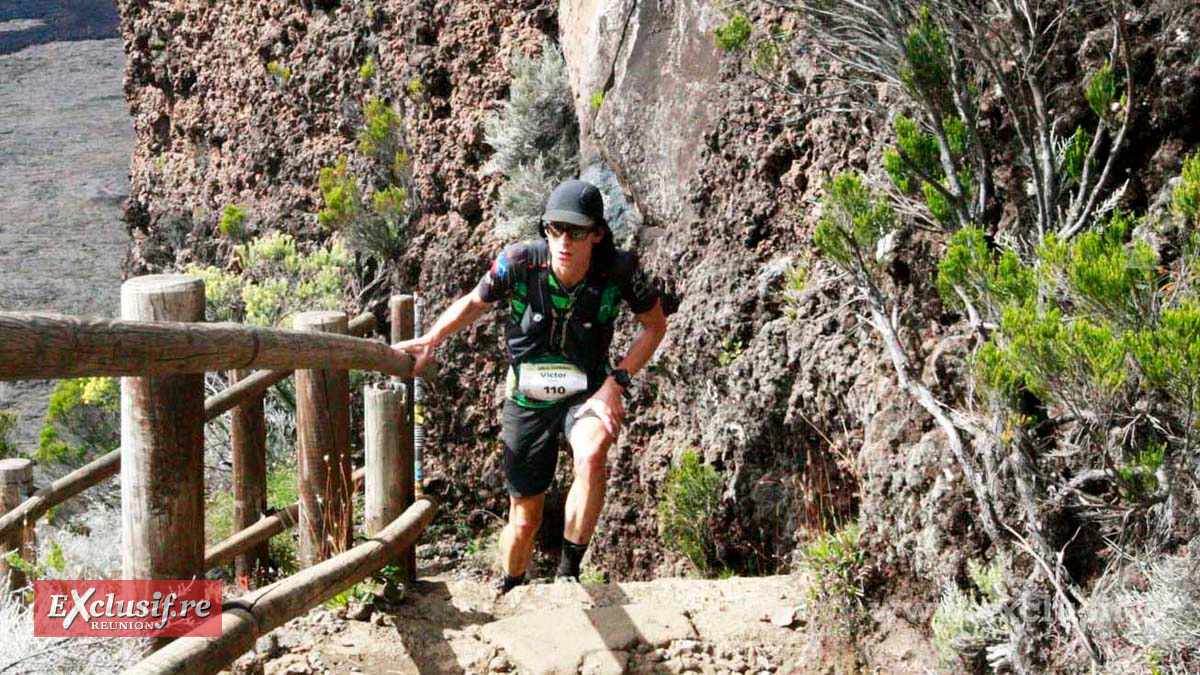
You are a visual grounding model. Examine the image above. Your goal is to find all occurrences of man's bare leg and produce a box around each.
[561,417,615,576]
[499,493,544,582]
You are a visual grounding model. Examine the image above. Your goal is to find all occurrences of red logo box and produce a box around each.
[33,580,222,637]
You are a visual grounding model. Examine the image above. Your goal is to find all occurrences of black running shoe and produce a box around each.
[492,573,526,597]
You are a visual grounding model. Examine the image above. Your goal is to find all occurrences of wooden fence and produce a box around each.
[0,275,435,674]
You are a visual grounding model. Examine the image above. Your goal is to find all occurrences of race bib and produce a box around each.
[517,362,588,401]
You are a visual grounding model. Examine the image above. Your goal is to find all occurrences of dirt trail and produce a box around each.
[234,570,937,674]
[0,37,132,449]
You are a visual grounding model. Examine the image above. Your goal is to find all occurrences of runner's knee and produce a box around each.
[570,417,615,457]
[573,440,609,479]
[508,504,543,539]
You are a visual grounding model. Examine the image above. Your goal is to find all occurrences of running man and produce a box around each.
[393,179,667,592]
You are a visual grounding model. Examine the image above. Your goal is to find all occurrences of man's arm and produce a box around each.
[610,300,668,379]
[576,299,668,435]
[392,289,496,374]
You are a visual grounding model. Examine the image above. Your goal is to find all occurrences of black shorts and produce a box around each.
[502,394,594,497]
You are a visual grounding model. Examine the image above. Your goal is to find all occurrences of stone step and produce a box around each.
[481,602,696,675]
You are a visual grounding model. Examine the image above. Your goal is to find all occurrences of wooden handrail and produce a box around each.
[203,468,365,571]
[0,451,120,542]
[126,498,438,675]
[0,312,410,380]
[0,312,380,543]
[205,312,376,418]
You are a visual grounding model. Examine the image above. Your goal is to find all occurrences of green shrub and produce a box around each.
[802,524,867,636]
[1172,151,1200,222]
[978,302,1133,408]
[267,462,299,508]
[714,14,752,51]
[717,337,743,366]
[266,60,292,83]
[318,155,361,231]
[813,173,896,270]
[931,557,1007,668]
[348,185,410,261]
[0,410,18,458]
[1086,61,1118,119]
[323,582,375,609]
[1131,303,1200,433]
[406,78,423,98]
[749,27,790,74]
[970,212,1172,417]
[266,463,300,575]
[218,204,247,241]
[658,449,722,575]
[1040,213,1158,327]
[4,550,43,579]
[590,90,605,111]
[966,557,1005,602]
[186,231,353,327]
[1063,126,1094,184]
[45,540,66,573]
[781,259,809,320]
[484,40,579,241]
[922,178,956,225]
[37,377,119,465]
[883,149,914,194]
[891,115,939,183]
[357,97,401,162]
[899,6,951,101]
[1116,443,1165,502]
[358,55,377,82]
[936,225,1035,320]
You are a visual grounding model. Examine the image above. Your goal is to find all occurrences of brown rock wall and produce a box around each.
[116,0,1200,589]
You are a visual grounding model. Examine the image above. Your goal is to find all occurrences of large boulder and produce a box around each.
[560,0,724,224]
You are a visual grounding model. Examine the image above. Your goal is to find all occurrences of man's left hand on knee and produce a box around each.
[574,381,624,436]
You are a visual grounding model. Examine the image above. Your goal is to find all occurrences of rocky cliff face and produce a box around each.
[111,0,989,583]
[117,0,1200,597]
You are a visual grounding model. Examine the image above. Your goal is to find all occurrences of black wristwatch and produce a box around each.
[611,368,632,391]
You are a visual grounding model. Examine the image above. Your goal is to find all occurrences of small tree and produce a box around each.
[658,449,723,575]
[483,41,580,242]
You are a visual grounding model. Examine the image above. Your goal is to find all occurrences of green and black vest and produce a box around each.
[504,241,622,408]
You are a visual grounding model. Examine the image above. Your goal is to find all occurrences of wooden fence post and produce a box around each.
[293,311,351,568]
[0,458,34,596]
[364,385,412,540]
[388,295,417,581]
[121,274,206,581]
[229,369,268,586]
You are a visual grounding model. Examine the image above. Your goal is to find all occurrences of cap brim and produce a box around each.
[543,209,596,227]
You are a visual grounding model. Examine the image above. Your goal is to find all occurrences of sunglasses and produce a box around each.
[545,222,594,241]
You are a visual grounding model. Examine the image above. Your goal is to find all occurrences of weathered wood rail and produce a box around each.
[0,312,378,545]
[0,275,430,675]
[126,498,437,675]
[0,311,412,379]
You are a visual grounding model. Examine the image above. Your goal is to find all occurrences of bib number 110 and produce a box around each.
[543,385,567,395]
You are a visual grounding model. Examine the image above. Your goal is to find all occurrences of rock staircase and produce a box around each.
[240,573,830,675]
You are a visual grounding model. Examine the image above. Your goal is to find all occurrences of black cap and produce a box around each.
[543,180,605,228]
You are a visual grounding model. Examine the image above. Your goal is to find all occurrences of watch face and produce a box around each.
[614,369,631,388]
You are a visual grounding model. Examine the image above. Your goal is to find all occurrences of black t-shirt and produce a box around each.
[475,241,658,315]
[474,241,658,407]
